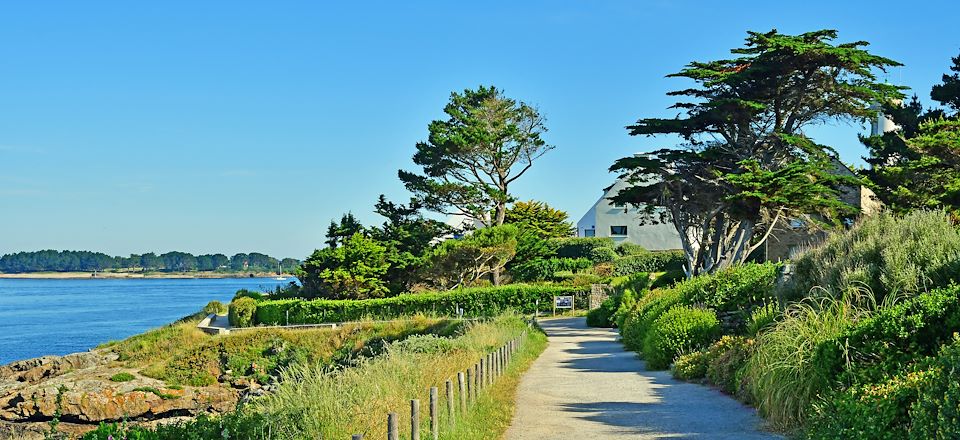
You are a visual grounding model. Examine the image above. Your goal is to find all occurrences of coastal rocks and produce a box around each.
[0,351,241,437]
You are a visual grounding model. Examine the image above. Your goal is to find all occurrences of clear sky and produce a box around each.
[1,1,958,259]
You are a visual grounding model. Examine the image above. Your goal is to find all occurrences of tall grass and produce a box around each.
[746,288,891,431]
[240,315,538,439]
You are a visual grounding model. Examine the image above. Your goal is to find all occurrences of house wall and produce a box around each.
[577,179,682,250]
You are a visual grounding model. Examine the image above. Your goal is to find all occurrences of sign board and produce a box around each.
[554,295,574,309]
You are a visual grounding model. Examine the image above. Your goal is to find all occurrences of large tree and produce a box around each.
[421,224,518,289]
[399,86,553,227]
[610,29,903,276]
[370,195,453,293]
[502,200,575,239]
[862,51,960,215]
[297,233,390,299]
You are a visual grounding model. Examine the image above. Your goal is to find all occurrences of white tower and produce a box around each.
[869,101,900,136]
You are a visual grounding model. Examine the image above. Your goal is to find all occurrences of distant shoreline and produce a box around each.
[0,271,294,280]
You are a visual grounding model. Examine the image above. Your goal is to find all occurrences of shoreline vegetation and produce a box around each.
[0,271,294,280]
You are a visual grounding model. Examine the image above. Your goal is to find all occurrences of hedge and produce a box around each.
[642,305,720,370]
[511,257,593,282]
[612,250,686,276]
[553,237,615,260]
[229,297,257,327]
[253,284,585,326]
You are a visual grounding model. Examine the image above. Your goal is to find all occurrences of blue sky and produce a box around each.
[1,1,958,259]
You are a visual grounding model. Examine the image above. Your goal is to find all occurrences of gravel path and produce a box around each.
[505,317,782,440]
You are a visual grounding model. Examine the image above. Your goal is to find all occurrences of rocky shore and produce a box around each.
[0,351,248,439]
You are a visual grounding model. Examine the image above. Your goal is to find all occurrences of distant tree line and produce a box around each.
[0,249,300,273]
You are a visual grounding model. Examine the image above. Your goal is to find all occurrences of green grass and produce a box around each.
[109,372,135,382]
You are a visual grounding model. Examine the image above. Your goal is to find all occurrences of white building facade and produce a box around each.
[576,177,682,251]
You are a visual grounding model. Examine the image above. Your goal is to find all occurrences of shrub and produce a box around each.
[642,305,720,370]
[746,296,867,430]
[612,250,686,276]
[233,289,264,301]
[616,242,648,256]
[229,297,258,327]
[676,262,780,314]
[612,273,650,328]
[553,237,615,259]
[588,246,618,264]
[746,302,780,337]
[202,300,227,315]
[651,269,685,289]
[812,287,960,386]
[705,336,754,395]
[786,211,960,302]
[570,273,603,287]
[255,284,583,325]
[109,372,135,382]
[907,337,960,440]
[672,350,709,380]
[510,257,592,281]
[620,288,682,352]
[586,297,618,327]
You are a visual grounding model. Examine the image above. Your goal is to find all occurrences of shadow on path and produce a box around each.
[505,317,781,440]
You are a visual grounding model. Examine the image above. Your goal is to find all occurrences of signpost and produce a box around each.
[553,295,574,316]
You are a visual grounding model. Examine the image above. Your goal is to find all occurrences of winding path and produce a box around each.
[506,317,781,440]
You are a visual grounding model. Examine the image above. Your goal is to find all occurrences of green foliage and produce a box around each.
[510,257,591,282]
[398,85,553,225]
[746,302,780,337]
[746,296,867,430]
[611,273,651,328]
[813,287,960,387]
[297,233,391,300]
[109,372,135,382]
[202,300,227,315]
[611,250,686,276]
[552,237,615,260]
[502,200,575,239]
[233,289,264,301]
[612,29,902,276]
[256,284,581,325]
[587,246,618,264]
[229,297,258,328]
[615,242,647,256]
[642,305,720,370]
[422,225,519,289]
[785,211,960,302]
[705,336,755,396]
[586,297,618,327]
[675,262,779,314]
[370,196,454,294]
[621,288,683,352]
[325,213,365,248]
[672,350,709,380]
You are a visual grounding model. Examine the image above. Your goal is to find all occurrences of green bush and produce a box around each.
[510,257,592,281]
[588,246,618,264]
[202,300,227,315]
[651,269,685,289]
[553,237,615,260]
[586,297,618,327]
[255,284,583,325]
[907,338,960,440]
[620,288,682,352]
[229,297,258,327]
[611,273,651,328]
[676,262,779,314]
[812,287,960,386]
[616,242,648,256]
[672,350,709,380]
[612,250,686,276]
[786,211,960,302]
[233,289,264,301]
[746,302,780,337]
[642,305,720,370]
[705,336,754,396]
[109,372,135,382]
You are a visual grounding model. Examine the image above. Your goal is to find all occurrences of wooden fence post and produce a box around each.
[457,371,466,412]
[446,379,454,428]
[352,434,363,440]
[466,368,473,404]
[430,387,439,440]
[411,399,420,440]
[388,412,398,440]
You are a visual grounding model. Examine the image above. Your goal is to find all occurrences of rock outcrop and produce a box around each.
[0,350,241,438]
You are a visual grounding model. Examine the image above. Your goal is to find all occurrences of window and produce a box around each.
[610,226,628,236]
[583,229,596,237]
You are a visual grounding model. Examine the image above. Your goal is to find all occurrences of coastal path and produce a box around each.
[505,317,781,440]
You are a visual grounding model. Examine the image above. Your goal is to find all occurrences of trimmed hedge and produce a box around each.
[612,250,686,276]
[511,257,592,282]
[229,297,257,327]
[254,284,584,326]
[553,237,615,260]
[642,305,720,370]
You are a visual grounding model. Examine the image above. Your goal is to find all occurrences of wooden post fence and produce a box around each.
[411,399,420,440]
[445,379,454,428]
[388,412,398,440]
[430,387,439,440]
[457,371,466,412]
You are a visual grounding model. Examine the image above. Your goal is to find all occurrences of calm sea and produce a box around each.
[0,277,290,365]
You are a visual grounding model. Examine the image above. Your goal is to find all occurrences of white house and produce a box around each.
[576,174,682,251]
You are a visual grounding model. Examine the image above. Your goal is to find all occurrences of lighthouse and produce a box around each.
[869,101,900,136]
